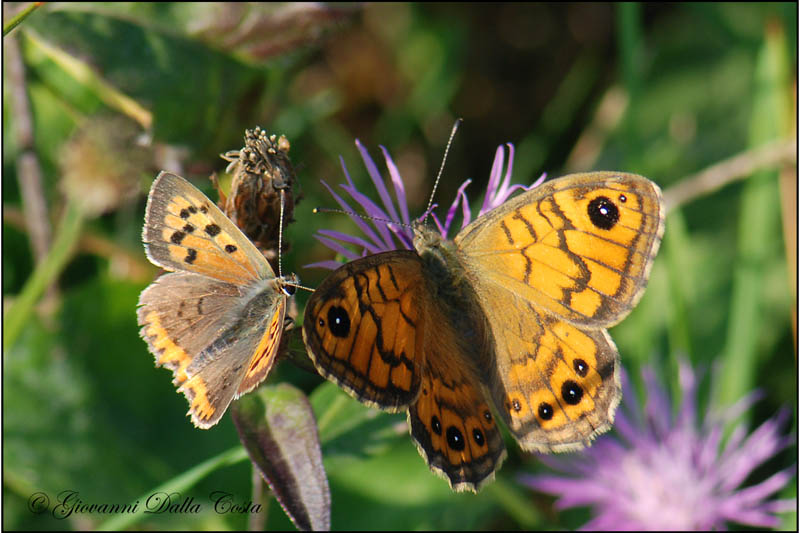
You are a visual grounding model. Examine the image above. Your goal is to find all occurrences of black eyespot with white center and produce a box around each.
[588,196,619,230]
[446,426,465,451]
[326,306,350,338]
[538,402,554,421]
[473,428,485,446]
[562,380,584,405]
[573,358,589,377]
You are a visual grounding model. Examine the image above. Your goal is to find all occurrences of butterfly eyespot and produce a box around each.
[184,249,197,264]
[326,306,351,338]
[619,193,627,203]
[483,410,492,423]
[573,358,589,377]
[224,244,237,253]
[171,231,186,244]
[587,196,619,230]
[561,380,584,405]
[510,399,522,412]
[431,415,442,435]
[205,224,221,236]
[537,402,554,421]
[446,426,465,451]
[472,428,485,446]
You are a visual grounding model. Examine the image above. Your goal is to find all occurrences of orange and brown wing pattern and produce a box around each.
[473,279,621,452]
[236,294,287,396]
[143,172,273,285]
[456,172,664,327]
[407,323,506,492]
[302,251,426,411]
[138,271,287,428]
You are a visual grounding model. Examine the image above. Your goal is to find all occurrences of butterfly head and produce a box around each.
[277,273,300,296]
[411,219,446,254]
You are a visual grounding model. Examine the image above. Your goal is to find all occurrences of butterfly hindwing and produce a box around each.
[138,271,287,428]
[407,329,506,492]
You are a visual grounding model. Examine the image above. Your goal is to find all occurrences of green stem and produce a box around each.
[3,2,43,37]
[4,201,85,350]
[486,475,541,529]
[715,22,790,413]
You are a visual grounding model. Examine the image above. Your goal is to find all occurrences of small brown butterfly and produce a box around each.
[302,171,664,491]
[137,172,298,428]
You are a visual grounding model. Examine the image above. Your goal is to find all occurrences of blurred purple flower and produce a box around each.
[520,360,796,530]
[307,139,544,269]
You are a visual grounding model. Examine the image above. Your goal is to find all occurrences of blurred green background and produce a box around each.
[3,2,796,530]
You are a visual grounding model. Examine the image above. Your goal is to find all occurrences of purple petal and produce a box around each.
[481,145,506,214]
[496,143,515,199]
[321,178,388,253]
[338,181,397,250]
[356,140,402,226]
[719,416,792,491]
[675,359,698,432]
[316,229,383,255]
[444,179,472,234]
[428,212,446,237]
[762,498,798,512]
[696,424,723,473]
[313,235,361,261]
[304,259,347,270]
[726,467,796,506]
[379,145,410,225]
[718,508,782,529]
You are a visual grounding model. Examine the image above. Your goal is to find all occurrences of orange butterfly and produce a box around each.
[138,172,297,428]
[303,143,664,491]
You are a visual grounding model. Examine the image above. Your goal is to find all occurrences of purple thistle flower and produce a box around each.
[520,360,796,530]
[307,139,544,269]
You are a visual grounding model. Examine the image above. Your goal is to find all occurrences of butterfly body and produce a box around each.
[138,172,297,429]
[304,171,664,491]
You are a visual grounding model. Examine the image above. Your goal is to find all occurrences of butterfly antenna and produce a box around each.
[424,118,462,224]
[278,188,285,279]
[312,206,413,232]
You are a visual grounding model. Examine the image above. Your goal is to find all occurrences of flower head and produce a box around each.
[308,140,543,269]
[520,360,796,530]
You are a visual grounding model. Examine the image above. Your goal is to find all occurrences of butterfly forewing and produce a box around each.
[303,252,426,411]
[455,172,664,328]
[143,172,274,285]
